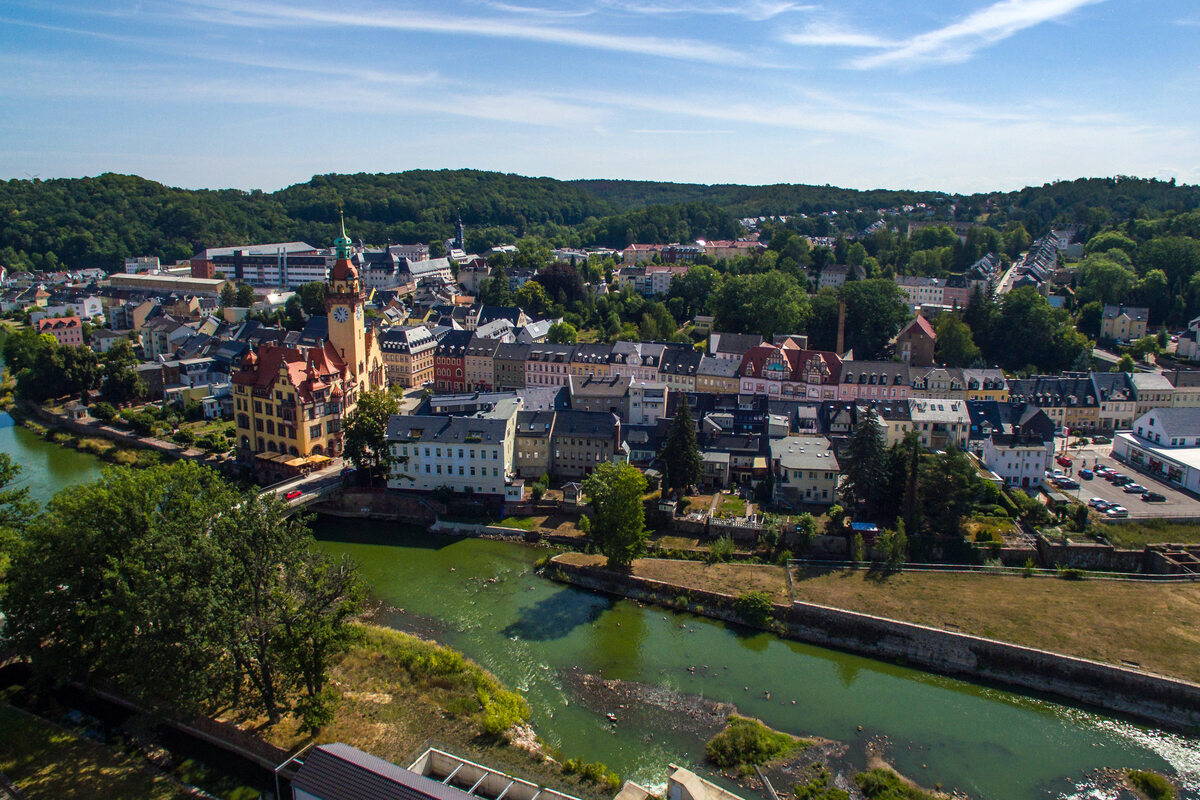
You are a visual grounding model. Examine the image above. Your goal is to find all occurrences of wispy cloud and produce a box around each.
[779,21,893,48]
[854,0,1107,68]
[629,128,734,134]
[598,0,812,22]
[176,0,751,65]
[781,0,1105,68]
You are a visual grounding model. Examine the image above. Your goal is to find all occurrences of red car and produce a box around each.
[1055,456,1072,467]
[285,489,302,500]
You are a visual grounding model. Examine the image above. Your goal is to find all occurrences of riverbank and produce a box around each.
[547,554,1200,733]
[231,622,620,800]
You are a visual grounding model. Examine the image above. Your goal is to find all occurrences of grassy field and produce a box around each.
[557,553,792,603]
[251,624,614,800]
[1094,520,1200,549]
[0,704,188,800]
[790,566,1200,683]
[497,515,545,531]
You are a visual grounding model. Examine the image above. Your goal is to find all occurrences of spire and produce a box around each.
[334,208,353,260]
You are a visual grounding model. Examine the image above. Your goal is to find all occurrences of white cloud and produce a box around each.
[597,0,812,22]
[852,0,1107,68]
[176,0,751,65]
[779,21,893,48]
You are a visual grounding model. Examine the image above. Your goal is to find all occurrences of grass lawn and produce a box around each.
[251,624,613,800]
[655,535,701,549]
[790,566,1200,683]
[0,703,188,800]
[557,553,792,603]
[1094,520,1200,549]
[715,495,747,519]
[496,515,545,531]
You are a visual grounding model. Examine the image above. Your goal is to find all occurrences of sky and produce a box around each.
[0,0,1198,194]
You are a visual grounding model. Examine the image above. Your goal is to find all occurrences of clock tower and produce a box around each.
[326,214,369,388]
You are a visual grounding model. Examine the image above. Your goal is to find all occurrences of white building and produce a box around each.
[1113,408,1200,494]
[386,399,519,497]
[908,398,970,450]
[769,435,840,507]
[124,256,160,273]
[627,380,669,427]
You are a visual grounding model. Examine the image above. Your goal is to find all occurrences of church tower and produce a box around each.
[326,213,369,388]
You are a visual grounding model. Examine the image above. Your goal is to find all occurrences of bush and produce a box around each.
[172,428,196,445]
[705,535,735,564]
[476,685,529,737]
[705,716,803,768]
[1057,566,1086,581]
[854,768,935,800]
[89,401,116,422]
[1128,770,1176,800]
[562,759,621,793]
[774,549,792,566]
[735,591,775,627]
[794,764,850,800]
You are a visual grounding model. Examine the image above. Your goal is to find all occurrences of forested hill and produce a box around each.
[1,169,1196,272]
[570,179,943,217]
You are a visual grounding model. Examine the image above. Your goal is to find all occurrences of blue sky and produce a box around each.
[1,0,1197,193]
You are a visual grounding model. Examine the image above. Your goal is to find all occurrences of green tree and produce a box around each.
[660,400,700,498]
[933,314,981,367]
[712,271,809,339]
[221,492,364,727]
[101,339,146,406]
[837,280,910,359]
[1,462,244,714]
[235,283,256,308]
[582,462,648,568]
[297,282,328,317]
[548,321,578,344]
[513,237,552,272]
[839,406,887,519]
[515,281,549,315]
[220,283,237,308]
[0,454,35,580]
[343,389,399,486]
[1076,300,1103,339]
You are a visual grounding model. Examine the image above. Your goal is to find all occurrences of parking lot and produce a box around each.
[1050,440,1200,520]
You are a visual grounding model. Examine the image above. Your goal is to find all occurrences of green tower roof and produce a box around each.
[334,210,353,260]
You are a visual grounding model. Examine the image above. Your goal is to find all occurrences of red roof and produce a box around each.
[37,316,81,332]
[901,315,937,340]
[738,342,842,384]
[330,256,359,283]
[232,340,348,403]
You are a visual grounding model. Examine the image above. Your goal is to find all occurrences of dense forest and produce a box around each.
[1,169,1196,273]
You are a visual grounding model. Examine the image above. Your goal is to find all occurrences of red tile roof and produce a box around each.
[233,340,348,403]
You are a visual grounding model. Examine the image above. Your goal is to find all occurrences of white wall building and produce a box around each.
[386,400,519,497]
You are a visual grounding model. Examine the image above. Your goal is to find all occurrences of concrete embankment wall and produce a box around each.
[548,557,1200,731]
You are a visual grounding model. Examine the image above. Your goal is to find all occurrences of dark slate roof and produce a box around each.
[292,743,475,800]
[553,409,618,438]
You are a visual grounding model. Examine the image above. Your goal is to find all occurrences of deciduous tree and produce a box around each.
[582,462,648,568]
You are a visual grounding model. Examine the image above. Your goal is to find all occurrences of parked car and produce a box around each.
[285,489,302,500]
[1141,492,1167,503]
[1079,469,1093,480]
[1123,483,1147,494]
[1112,476,1132,487]
[1057,479,1080,490]
[1087,497,1106,508]
[1056,455,1072,467]
[1106,506,1129,518]
[1092,435,1111,444]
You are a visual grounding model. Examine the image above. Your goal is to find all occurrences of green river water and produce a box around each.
[3,411,1198,799]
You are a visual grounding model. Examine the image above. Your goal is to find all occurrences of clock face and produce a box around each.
[333,306,349,323]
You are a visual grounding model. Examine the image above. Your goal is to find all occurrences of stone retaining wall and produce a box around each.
[548,556,1200,731]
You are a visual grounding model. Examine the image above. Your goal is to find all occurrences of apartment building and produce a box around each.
[386,399,519,497]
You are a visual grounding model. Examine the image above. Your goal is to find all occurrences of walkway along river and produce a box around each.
[4,413,1199,799]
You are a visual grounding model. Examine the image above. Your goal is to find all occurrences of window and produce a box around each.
[310,425,321,439]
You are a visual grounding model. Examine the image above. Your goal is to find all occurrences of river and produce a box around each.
[4,418,1198,799]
